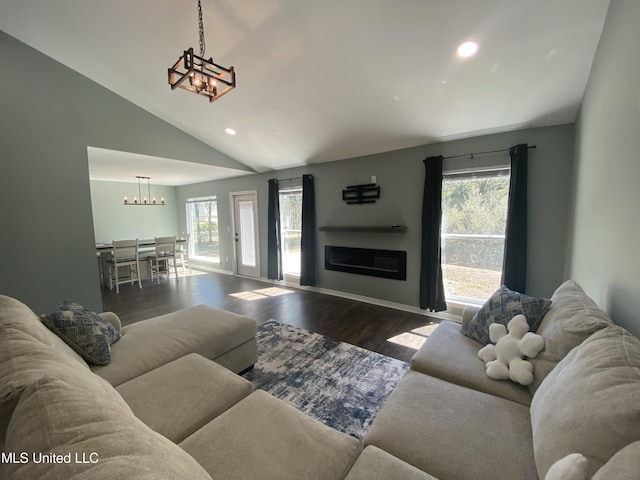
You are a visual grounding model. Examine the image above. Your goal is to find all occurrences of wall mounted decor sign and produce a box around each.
[342,183,380,204]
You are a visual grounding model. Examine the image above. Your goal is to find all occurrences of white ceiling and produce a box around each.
[0,0,610,184]
[87,147,253,186]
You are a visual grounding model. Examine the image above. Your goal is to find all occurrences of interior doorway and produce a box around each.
[231,191,260,278]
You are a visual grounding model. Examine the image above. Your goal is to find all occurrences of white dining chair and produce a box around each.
[147,236,178,283]
[176,232,193,274]
[107,239,142,294]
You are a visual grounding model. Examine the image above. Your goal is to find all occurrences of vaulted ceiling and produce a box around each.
[0,0,610,182]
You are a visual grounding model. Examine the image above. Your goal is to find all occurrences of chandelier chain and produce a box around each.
[197,0,206,57]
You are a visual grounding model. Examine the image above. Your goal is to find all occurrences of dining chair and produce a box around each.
[176,232,193,274]
[107,239,142,294]
[148,236,178,283]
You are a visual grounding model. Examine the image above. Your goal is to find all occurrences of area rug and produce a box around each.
[243,319,409,439]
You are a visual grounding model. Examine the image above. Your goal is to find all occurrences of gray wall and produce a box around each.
[90,180,179,243]
[1,24,592,317]
[178,124,575,308]
[0,31,250,314]
[571,0,640,336]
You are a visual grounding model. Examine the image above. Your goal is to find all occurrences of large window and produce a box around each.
[186,197,220,263]
[279,187,302,276]
[441,169,509,303]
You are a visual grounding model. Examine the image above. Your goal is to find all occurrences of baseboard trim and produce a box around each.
[260,277,462,324]
[189,262,234,276]
[189,264,462,323]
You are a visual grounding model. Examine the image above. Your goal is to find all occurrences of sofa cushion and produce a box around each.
[116,353,254,443]
[1,376,212,480]
[40,301,121,366]
[528,280,613,395]
[530,325,640,478]
[410,320,532,405]
[544,453,589,480]
[592,441,640,479]
[98,311,122,334]
[181,389,361,480]
[91,304,257,386]
[0,326,104,450]
[0,327,126,449]
[0,295,87,367]
[364,370,537,480]
[461,285,551,345]
[345,446,438,480]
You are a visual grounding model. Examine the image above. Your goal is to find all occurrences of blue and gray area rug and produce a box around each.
[243,319,409,439]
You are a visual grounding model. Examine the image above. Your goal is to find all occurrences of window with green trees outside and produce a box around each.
[279,187,302,276]
[186,197,220,263]
[441,169,509,303]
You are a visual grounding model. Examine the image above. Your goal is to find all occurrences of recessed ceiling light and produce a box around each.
[457,41,479,58]
[225,128,236,135]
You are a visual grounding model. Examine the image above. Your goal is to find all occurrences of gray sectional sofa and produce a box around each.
[361,280,640,479]
[2,279,639,479]
[0,295,361,479]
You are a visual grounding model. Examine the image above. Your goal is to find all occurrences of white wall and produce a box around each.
[90,180,179,243]
[571,0,640,336]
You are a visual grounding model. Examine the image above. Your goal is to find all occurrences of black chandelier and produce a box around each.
[168,0,236,103]
[123,177,165,206]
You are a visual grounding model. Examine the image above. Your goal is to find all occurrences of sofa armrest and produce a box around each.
[461,306,480,330]
[99,311,122,334]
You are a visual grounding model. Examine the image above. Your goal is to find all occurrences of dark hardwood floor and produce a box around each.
[101,270,439,363]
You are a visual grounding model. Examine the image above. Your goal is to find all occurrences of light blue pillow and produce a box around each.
[41,301,121,365]
[461,285,552,345]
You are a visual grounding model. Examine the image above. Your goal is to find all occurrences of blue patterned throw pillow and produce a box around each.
[461,286,552,345]
[41,301,121,365]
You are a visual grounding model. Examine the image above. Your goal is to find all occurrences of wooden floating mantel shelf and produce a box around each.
[319,225,407,233]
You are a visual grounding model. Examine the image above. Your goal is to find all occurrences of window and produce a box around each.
[441,169,509,303]
[186,197,220,263]
[279,187,302,276]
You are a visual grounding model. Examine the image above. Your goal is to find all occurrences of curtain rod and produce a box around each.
[276,176,303,182]
[443,145,536,160]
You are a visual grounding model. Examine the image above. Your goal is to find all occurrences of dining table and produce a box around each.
[95,238,186,252]
[96,238,186,286]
